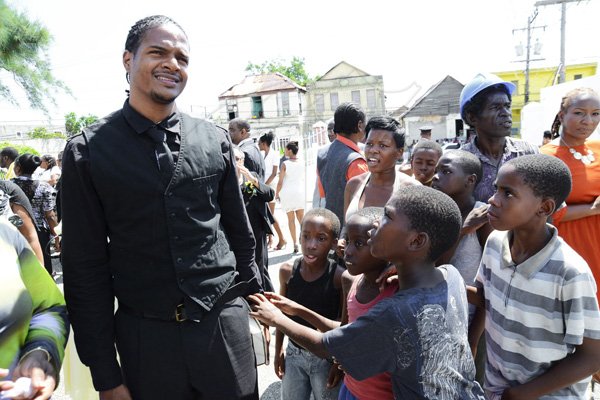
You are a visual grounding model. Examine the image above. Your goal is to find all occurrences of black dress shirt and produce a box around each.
[60,100,260,390]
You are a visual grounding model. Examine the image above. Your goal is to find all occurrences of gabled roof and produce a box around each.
[219,72,306,99]
[319,61,370,80]
[385,81,423,113]
[401,75,464,118]
[389,105,409,118]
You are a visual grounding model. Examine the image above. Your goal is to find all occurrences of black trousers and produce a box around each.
[37,228,53,275]
[115,297,259,400]
[255,229,274,292]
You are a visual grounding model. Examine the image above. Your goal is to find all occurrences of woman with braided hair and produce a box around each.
[541,87,600,303]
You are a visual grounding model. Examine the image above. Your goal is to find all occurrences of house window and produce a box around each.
[226,99,238,121]
[316,94,324,113]
[574,74,583,80]
[351,90,361,105]
[511,80,519,95]
[330,92,339,110]
[280,92,290,116]
[366,89,376,109]
[252,96,263,119]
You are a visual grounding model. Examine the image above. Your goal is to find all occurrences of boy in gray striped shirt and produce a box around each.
[469,154,600,399]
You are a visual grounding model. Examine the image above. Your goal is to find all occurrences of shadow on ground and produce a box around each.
[269,252,298,266]
[260,381,281,400]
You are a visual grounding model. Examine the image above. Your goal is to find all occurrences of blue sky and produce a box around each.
[2,0,599,125]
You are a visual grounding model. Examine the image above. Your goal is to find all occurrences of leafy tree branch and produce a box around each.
[0,0,70,116]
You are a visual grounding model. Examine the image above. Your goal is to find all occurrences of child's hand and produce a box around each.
[462,204,489,235]
[248,293,284,327]
[238,165,258,186]
[465,285,484,308]
[10,350,57,400]
[0,377,34,400]
[264,292,301,317]
[326,363,343,388]
[0,368,13,393]
[274,349,285,379]
[375,264,398,291]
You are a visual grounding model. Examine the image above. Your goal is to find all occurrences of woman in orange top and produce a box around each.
[541,87,600,301]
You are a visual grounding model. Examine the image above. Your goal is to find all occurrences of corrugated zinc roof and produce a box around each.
[219,72,306,99]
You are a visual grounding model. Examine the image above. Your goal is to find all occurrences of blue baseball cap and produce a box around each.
[460,73,516,120]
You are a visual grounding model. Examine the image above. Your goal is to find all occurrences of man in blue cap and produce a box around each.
[460,73,538,203]
[459,73,538,385]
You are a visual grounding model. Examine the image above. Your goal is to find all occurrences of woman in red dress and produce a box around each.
[540,88,600,303]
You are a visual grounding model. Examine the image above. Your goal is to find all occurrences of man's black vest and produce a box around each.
[83,112,240,320]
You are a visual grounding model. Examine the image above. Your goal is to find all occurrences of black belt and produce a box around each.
[119,280,255,323]
[119,302,189,322]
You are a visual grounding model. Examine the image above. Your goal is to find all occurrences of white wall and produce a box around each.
[5,138,67,156]
[520,102,546,146]
[237,97,253,118]
[290,91,303,114]
[262,94,278,118]
[405,114,461,141]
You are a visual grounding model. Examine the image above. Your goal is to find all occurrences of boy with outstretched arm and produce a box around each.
[250,186,484,399]
[468,154,600,399]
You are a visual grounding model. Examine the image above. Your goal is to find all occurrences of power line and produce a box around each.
[513,8,546,104]
[534,0,582,83]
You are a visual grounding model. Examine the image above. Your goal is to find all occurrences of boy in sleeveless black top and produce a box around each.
[275,208,344,400]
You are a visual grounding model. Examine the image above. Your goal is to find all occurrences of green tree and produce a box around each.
[245,56,317,87]
[28,126,66,139]
[0,141,40,156]
[64,112,98,136]
[0,0,69,115]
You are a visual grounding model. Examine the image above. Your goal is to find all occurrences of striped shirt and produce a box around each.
[476,226,600,399]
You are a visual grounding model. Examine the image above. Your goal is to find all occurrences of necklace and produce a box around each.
[560,136,595,165]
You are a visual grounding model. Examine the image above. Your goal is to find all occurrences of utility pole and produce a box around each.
[525,10,538,104]
[513,10,545,104]
[535,0,581,83]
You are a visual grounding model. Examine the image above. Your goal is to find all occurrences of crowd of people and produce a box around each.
[1,13,600,400]
[254,72,600,399]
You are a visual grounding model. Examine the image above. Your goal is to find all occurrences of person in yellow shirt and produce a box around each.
[0,147,18,180]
